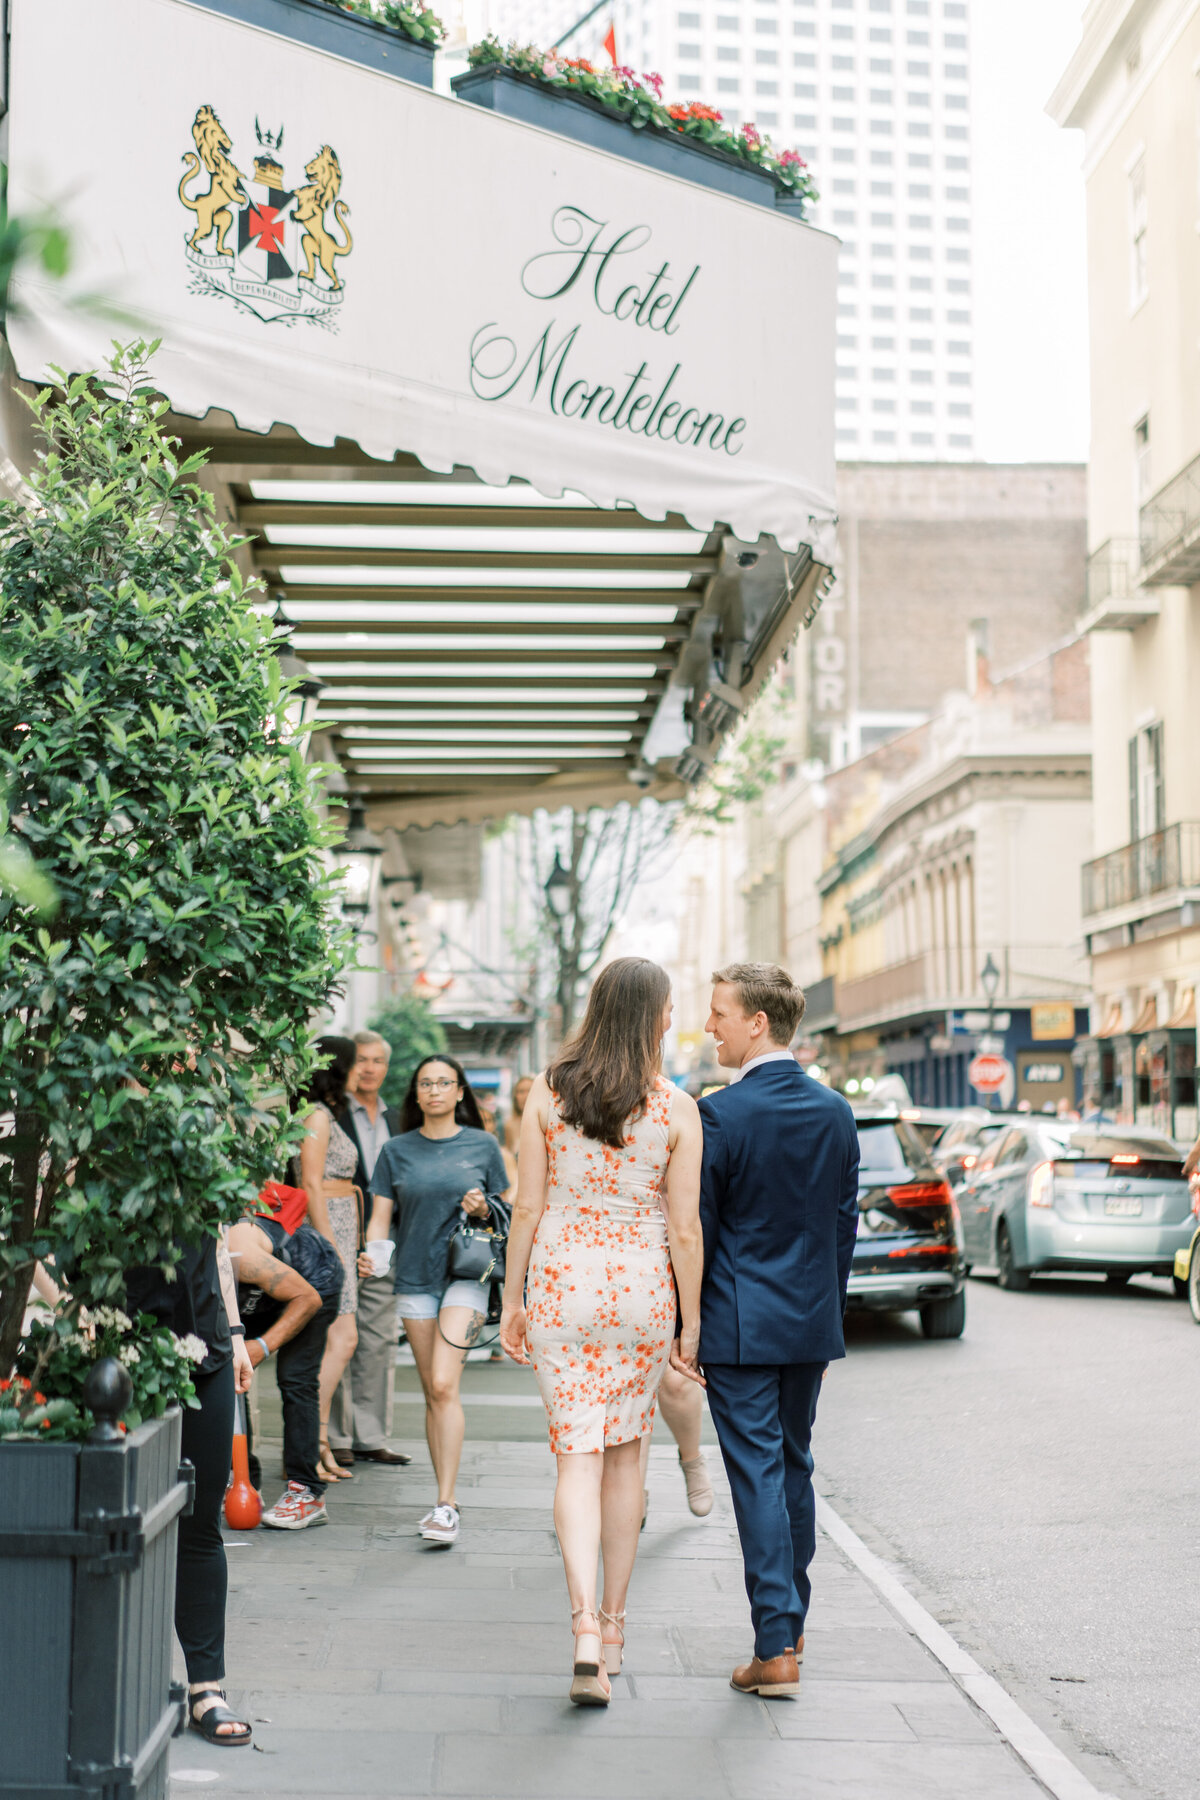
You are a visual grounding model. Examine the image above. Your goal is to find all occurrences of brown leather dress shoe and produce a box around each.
[331,1447,354,1468]
[730,1651,800,1698]
[353,1447,412,1466]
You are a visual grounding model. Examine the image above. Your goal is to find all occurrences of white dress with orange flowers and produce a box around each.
[526,1078,677,1455]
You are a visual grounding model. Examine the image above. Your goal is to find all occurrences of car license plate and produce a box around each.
[1104,1196,1142,1217]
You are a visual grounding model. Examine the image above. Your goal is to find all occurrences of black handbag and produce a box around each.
[445,1197,508,1289]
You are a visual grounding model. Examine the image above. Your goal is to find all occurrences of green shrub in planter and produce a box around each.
[0,341,345,1384]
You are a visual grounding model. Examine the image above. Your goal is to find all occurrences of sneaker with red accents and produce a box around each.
[261,1482,327,1530]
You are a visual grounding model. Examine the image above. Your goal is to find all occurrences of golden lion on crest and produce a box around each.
[179,104,248,259]
[292,146,353,291]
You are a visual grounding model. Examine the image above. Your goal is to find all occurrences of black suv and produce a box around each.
[849,1107,967,1339]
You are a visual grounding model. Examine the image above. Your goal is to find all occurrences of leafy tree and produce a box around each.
[370,993,449,1108]
[531,802,677,1036]
[682,678,788,833]
[0,343,345,1379]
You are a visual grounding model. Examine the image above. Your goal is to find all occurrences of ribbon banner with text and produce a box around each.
[7,0,837,548]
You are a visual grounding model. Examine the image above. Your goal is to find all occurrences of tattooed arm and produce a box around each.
[225,1220,322,1363]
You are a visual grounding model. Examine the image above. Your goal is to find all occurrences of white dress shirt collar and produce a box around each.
[729,1049,798,1084]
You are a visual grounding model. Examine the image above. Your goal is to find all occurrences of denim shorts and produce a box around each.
[395,1282,488,1321]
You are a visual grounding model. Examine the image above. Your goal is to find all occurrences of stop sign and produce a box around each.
[968,1052,1009,1094]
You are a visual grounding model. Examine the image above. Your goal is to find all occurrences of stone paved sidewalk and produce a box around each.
[170,1360,1048,1800]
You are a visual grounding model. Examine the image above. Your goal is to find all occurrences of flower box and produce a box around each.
[0,1405,193,1800]
[188,0,438,86]
[452,63,805,216]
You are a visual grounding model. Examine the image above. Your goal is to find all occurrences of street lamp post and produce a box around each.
[979,953,1001,1111]
[543,853,575,1037]
[543,855,572,921]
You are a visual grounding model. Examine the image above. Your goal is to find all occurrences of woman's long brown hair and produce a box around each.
[547,957,671,1149]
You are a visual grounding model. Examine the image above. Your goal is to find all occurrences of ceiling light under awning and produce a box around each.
[363,763,560,775]
[294,633,667,651]
[277,565,692,589]
[347,745,629,760]
[276,601,681,623]
[319,708,644,723]
[312,685,650,702]
[339,727,633,743]
[307,661,661,679]
[251,480,600,507]
[265,525,707,555]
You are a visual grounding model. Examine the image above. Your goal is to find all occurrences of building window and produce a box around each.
[756,49,779,62]
[871,210,894,226]
[794,80,816,95]
[909,336,933,351]
[872,334,894,349]
[870,87,893,103]
[833,208,858,224]
[678,74,702,88]
[794,51,816,66]
[718,12,740,25]
[948,433,972,447]
[873,429,897,443]
[793,17,816,32]
[754,15,778,29]
[717,44,741,58]
[1130,155,1149,305]
[759,110,779,123]
[1129,722,1164,841]
[872,365,896,379]
[833,84,856,100]
[910,367,933,382]
[908,212,931,228]
[677,42,701,56]
[833,53,855,69]
[944,61,967,78]
[870,56,893,71]
[677,9,701,22]
[756,78,779,92]
[910,400,933,414]
[948,401,972,416]
[872,397,897,412]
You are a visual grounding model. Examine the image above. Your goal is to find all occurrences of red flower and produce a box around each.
[0,1379,10,1392]
[40,1418,51,1430]
[33,1392,46,1405]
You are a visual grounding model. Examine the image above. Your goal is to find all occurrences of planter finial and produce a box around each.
[84,1357,133,1443]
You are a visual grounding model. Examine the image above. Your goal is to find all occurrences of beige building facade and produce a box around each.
[1051,0,1200,1137]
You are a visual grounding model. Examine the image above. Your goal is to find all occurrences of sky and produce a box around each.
[972,0,1090,464]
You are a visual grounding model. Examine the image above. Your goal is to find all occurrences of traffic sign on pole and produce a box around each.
[968,1052,1009,1094]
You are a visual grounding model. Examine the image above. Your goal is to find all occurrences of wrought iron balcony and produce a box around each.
[1082,822,1200,917]
[835,946,1088,1032]
[1079,538,1160,631]
[1140,452,1200,585]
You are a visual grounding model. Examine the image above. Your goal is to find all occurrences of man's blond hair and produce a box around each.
[712,962,806,1045]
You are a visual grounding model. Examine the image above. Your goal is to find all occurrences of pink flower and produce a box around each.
[643,69,664,97]
[543,53,559,76]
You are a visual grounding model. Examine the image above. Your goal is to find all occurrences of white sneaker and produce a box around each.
[261,1482,328,1530]
[420,1503,460,1546]
[417,1508,435,1529]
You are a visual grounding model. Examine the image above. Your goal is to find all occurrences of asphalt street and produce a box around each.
[815,1272,1200,1800]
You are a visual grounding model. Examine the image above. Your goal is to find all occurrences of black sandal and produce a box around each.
[188,1688,252,1746]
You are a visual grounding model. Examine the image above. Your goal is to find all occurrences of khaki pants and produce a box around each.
[329,1266,396,1452]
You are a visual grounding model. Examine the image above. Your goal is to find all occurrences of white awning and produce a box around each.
[6,0,838,822]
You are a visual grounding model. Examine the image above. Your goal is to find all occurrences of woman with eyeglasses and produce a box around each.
[371,1055,508,1547]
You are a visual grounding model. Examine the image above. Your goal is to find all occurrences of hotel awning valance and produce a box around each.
[7,0,837,822]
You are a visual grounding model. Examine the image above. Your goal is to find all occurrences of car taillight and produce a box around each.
[887,1180,953,1208]
[1028,1161,1054,1208]
[1111,1154,1140,1165]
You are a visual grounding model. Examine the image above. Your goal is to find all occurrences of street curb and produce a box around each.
[815,1495,1116,1800]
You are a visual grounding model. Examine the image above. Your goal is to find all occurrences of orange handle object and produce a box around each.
[224,1391,262,1531]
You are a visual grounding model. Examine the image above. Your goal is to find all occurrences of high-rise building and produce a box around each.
[483,0,975,461]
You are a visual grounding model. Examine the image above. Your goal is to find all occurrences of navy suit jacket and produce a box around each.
[698,1061,860,1366]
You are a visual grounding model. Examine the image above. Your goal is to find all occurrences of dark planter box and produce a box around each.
[453,65,804,218]
[0,1410,193,1800]
[189,0,437,86]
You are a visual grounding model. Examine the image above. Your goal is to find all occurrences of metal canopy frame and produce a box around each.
[175,413,830,826]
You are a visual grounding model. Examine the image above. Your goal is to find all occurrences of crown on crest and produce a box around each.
[254,117,284,187]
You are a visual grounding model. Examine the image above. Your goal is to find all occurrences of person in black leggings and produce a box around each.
[125,1236,254,1747]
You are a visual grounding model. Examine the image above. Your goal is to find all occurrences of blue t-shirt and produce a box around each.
[372,1126,509,1296]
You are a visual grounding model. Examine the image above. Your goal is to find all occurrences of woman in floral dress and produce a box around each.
[500,958,703,1707]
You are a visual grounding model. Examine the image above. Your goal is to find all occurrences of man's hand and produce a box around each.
[233,1336,254,1391]
[669,1326,705,1388]
[462,1187,490,1220]
[499,1303,530,1365]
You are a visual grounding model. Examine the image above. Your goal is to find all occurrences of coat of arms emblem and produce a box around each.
[179,104,352,328]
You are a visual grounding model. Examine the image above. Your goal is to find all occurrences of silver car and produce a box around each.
[959,1123,1193,1292]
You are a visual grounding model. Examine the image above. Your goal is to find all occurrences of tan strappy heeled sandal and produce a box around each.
[599,1607,626,1676]
[569,1606,611,1707]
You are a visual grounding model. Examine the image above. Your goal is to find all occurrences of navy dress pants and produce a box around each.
[704,1362,825,1661]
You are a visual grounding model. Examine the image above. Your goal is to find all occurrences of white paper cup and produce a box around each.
[365,1239,395,1276]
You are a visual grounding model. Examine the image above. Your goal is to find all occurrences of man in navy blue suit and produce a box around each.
[671,962,859,1698]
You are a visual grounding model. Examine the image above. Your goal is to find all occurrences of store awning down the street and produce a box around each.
[7,0,837,827]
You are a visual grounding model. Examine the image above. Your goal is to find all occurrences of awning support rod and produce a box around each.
[554,0,611,50]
